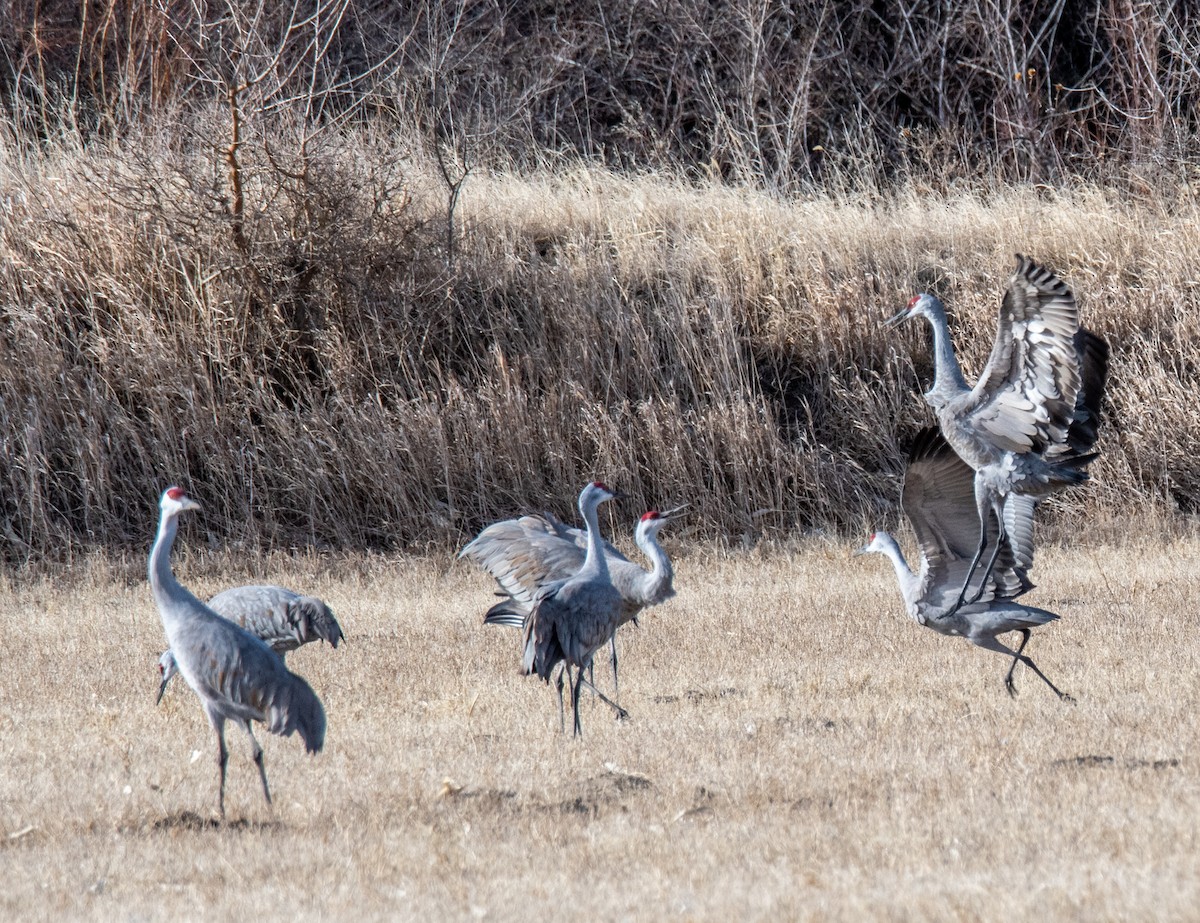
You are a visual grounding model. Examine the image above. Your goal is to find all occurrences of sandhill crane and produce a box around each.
[157,586,343,702]
[855,428,1072,700]
[149,487,326,818]
[517,481,626,736]
[462,505,681,697]
[886,254,1109,609]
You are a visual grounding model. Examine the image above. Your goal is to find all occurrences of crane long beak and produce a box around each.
[661,504,689,519]
[851,544,871,557]
[882,308,910,328]
[155,676,169,706]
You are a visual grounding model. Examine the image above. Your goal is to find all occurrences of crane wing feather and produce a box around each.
[960,255,1082,453]
[207,585,343,654]
[902,428,1034,611]
[462,513,628,604]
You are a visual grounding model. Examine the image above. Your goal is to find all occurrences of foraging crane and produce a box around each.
[886,254,1109,610]
[462,505,681,697]
[518,481,626,736]
[149,487,326,817]
[157,585,343,702]
[855,428,1072,700]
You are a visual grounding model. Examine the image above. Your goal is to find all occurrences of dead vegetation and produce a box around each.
[2,121,1200,560]
[0,4,1196,560]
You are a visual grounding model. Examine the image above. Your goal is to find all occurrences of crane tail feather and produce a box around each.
[295,597,345,649]
[266,672,327,753]
[483,598,528,628]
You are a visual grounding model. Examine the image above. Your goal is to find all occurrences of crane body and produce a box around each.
[856,429,1072,699]
[149,487,325,817]
[887,255,1109,610]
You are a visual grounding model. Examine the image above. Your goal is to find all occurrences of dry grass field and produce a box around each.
[3,525,1198,921]
[6,7,1200,920]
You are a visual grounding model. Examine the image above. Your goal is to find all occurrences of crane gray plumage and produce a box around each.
[855,428,1072,700]
[514,481,625,737]
[158,585,343,702]
[462,505,679,697]
[149,487,326,818]
[887,254,1109,611]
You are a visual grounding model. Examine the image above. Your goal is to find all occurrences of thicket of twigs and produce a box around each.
[0,1,1197,560]
[6,1,1200,185]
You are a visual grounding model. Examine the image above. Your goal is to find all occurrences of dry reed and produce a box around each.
[0,115,1198,560]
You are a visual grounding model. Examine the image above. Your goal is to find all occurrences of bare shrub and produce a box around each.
[5,1,1200,185]
[0,108,1194,560]
[0,3,1197,561]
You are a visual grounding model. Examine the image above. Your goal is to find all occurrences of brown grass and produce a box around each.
[2,119,1200,559]
[3,530,1199,920]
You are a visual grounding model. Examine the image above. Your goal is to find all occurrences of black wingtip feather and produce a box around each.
[1068,328,1110,454]
[907,426,953,465]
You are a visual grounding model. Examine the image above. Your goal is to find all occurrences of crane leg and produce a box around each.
[215,726,229,820]
[575,674,629,721]
[1006,630,1073,702]
[242,721,272,807]
[967,497,1009,606]
[555,666,567,734]
[948,532,988,616]
[571,665,585,738]
[1003,629,1030,697]
[609,636,620,701]
[966,529,1005,606]
[578,639,622,716]
[949,498,1006,614]
[205,708,231,820]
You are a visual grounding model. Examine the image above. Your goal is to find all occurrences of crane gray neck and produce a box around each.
[637,529,673,596]
[579,496,611,578]
[919,296,969,400]
[877,534,921,608]
[148,511,196,630]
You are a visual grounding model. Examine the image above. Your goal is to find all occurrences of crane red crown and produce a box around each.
[640,511,661,521]
[592,481,610,491]
[906,295,921,309]
[166,486,186,501]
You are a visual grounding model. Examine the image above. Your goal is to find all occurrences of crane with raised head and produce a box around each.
[462,504,681,698]
[886,254,1109,611]
[855,428,1072,700]
[149,487,326,818]
[157,585,343,702]
[515,481,626,736]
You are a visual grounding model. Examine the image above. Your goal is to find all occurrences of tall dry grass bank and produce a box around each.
[0,114,1198,558]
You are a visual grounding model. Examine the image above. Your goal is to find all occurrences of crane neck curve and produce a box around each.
[878,536,921,612]
[920,298,969,399]
[149,510,181,596]
[148,509,198,634]
[636,528,673,598]
[579,495,611,579]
